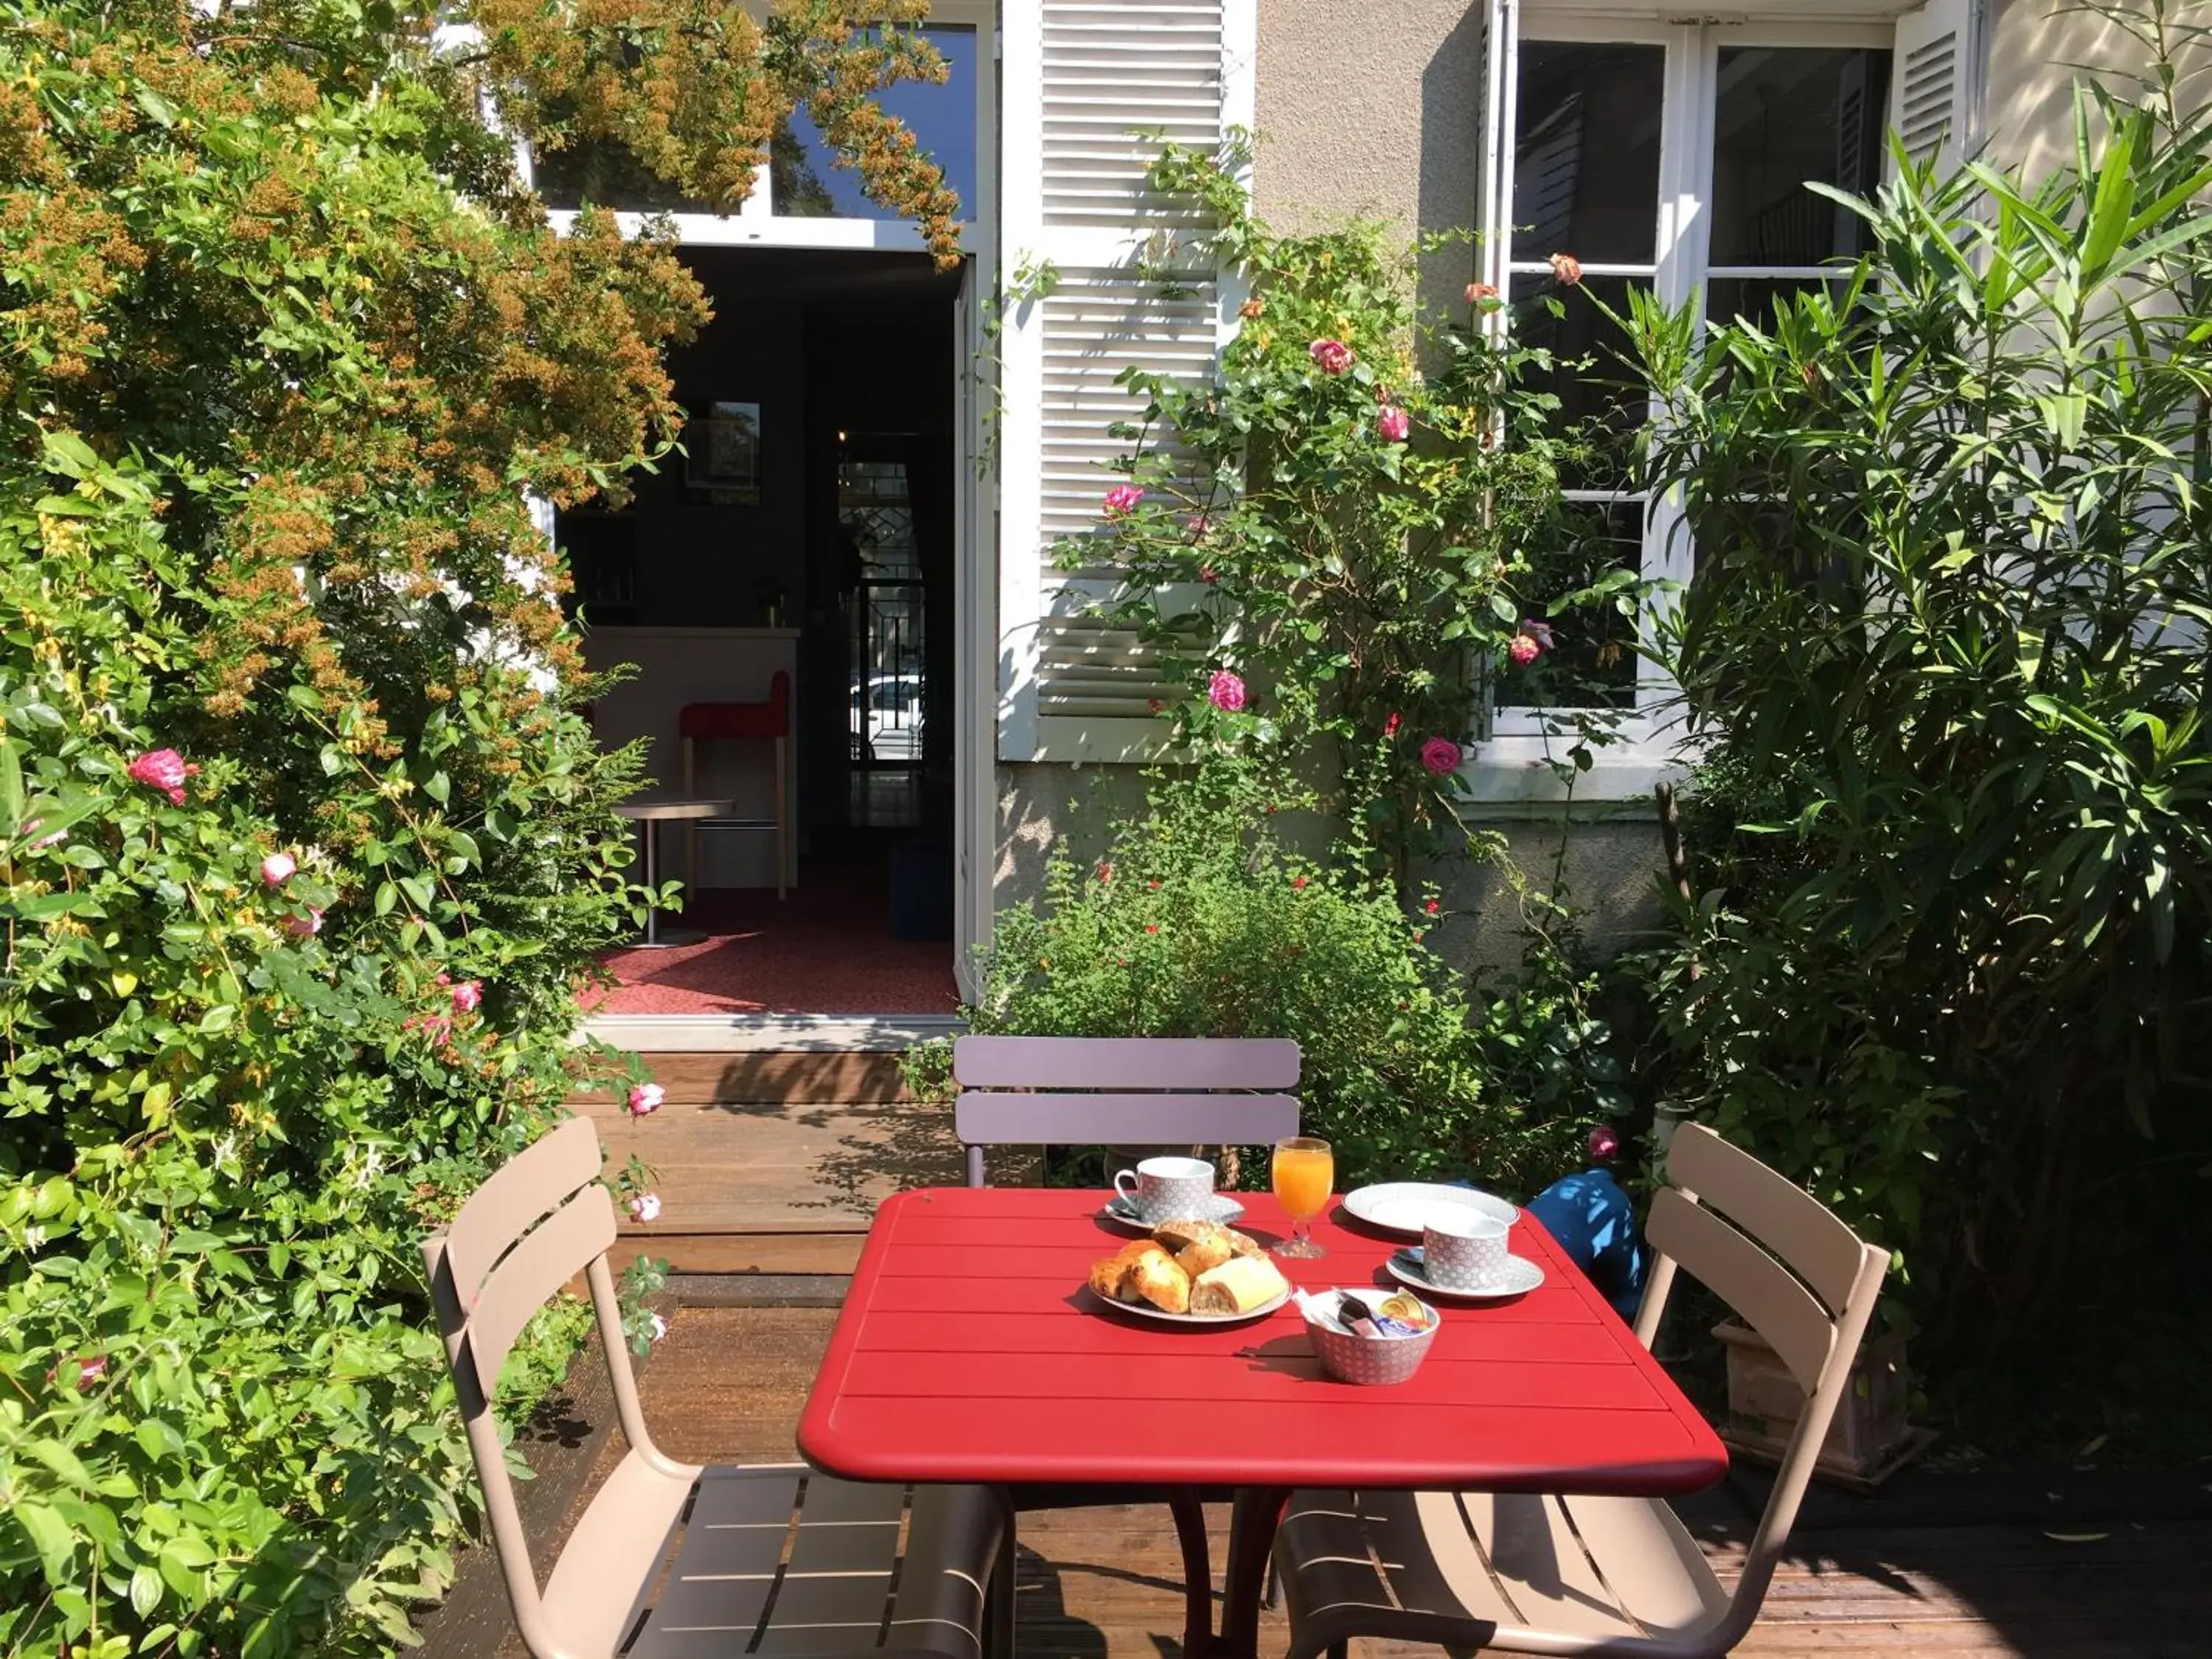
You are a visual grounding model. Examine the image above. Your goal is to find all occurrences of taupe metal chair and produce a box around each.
[422,1116,1014,1659]
[1271,1122,1890,1659]
[951,1035,1302,1187]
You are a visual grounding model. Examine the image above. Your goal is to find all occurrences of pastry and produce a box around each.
[1127,1245,1192,1314]
[1189,1255,1289,1315]
[1175,1234,1238,1277]
[1087,1239,1157,1303]
[1152,1218,1264,1260]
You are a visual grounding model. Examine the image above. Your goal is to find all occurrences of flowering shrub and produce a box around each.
[0,3,954,1656]
[1057,139,1632,872]
[914,757,1587,1192]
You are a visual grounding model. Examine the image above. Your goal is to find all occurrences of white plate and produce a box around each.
[1100,1193,1248,1231]
[1385,1247,1545,1301]
[1342,1181,1520,1237]
[1083,1283,1291,1326]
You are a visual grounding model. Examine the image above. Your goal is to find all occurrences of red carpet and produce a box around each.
[588,851,960,1017]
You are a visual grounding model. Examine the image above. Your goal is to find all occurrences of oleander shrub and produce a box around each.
[0,1,957,1655]
[1620,61,2212,1344]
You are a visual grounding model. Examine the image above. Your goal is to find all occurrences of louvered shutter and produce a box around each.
[998,0,1256,764]
[1888,0,1983,175]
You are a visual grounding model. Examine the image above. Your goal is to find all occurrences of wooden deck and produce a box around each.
[501,1305,2208,1659]
[573,1051,1026,1273]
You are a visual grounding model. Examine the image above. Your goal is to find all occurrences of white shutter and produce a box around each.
[999,0,1256,765]
[1888,0,1983,175]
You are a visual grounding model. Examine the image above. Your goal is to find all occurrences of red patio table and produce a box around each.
[799,1187,1728,1659]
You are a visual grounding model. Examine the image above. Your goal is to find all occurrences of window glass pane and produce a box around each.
[1509,274,1647,492]
[1501,500,1644,709]
[1708,48,1893,266]
[1704,275,1848,327]
[776,26,978,220]
[533,139,711,214]
[1512,42,1666,266]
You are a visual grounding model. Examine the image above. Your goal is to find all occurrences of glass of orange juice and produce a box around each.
[1271,1135,1335,1259]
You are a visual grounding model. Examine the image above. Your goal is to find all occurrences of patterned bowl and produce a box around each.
[1304,1293,1440,1386]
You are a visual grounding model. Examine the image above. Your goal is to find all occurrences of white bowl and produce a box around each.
[1303,1293,1440,1385]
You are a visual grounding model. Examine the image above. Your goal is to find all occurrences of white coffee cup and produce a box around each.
[1422,1209,1512,1290]
[1113,1156,1216,1224]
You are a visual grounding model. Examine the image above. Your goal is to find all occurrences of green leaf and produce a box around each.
[27,1439,100,1492]
[131,1563,164,1619]
[13,1500,75,1578]
[0,736,24,833]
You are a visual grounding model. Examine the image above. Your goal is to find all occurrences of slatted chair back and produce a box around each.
[951,1035,1302,1186]
[420,1116,662,1659]
[1630,1124,1890,1648]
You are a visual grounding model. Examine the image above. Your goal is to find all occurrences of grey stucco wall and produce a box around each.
[1984,0,2212,178]
[1251,0,1487,315]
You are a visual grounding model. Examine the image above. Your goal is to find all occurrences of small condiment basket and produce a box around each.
[1301,1289,1440,1385]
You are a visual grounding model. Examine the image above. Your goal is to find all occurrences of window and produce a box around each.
[530,8,988,255]
[1472,6,1953,793]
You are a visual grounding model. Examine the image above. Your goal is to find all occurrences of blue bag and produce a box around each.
[1523,1169,1649,1324]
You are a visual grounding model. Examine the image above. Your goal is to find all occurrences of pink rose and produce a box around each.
[260,851,297,888]
[285,908,323,939]
[1377,405,1411,442]
[24,819,66,851]
[406,1011,453,1048]
[48,1354,109,1393]
[1208,669,1247,712]
[1465,281,1501,310]
[1383,712,1401,738]
[1187,513,1211,537]
[627,1192,662,1223]
[1308,338,1354,375]
[627,1082,665,1116]
[1102,484,1144,518]
[128,748,192,805]
[450,979,482,1014]
[1549,251,1583,286]
[1508,633,1541,667]
[1589,1125,1621,1161]
[1420,737,1462,775]
[1199,564,1219,585]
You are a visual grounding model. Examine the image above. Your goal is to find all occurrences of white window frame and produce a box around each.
[1473,9,1894,806]
[532,0,993,257]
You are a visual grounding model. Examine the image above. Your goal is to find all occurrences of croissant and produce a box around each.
[1127,1245,1192,1314]
[1087,1239,1157,1303]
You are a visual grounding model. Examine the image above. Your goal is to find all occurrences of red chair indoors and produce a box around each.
[681,672,790,900]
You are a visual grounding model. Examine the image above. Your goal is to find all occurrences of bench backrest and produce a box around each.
[950,1035,1301,1186]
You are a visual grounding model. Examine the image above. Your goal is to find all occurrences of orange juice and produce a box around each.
[1272,1139,1335,1220]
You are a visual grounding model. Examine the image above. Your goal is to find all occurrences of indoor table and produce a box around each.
[798,1187,1728,1659]
[613,796,731,946]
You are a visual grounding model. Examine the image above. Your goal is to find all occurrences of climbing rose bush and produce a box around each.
[1056,139,1631,874]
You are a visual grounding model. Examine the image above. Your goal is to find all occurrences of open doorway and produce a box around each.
[567,248,965,1017]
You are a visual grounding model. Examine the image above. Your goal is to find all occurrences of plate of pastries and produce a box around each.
[1085,1218,1293,1323]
